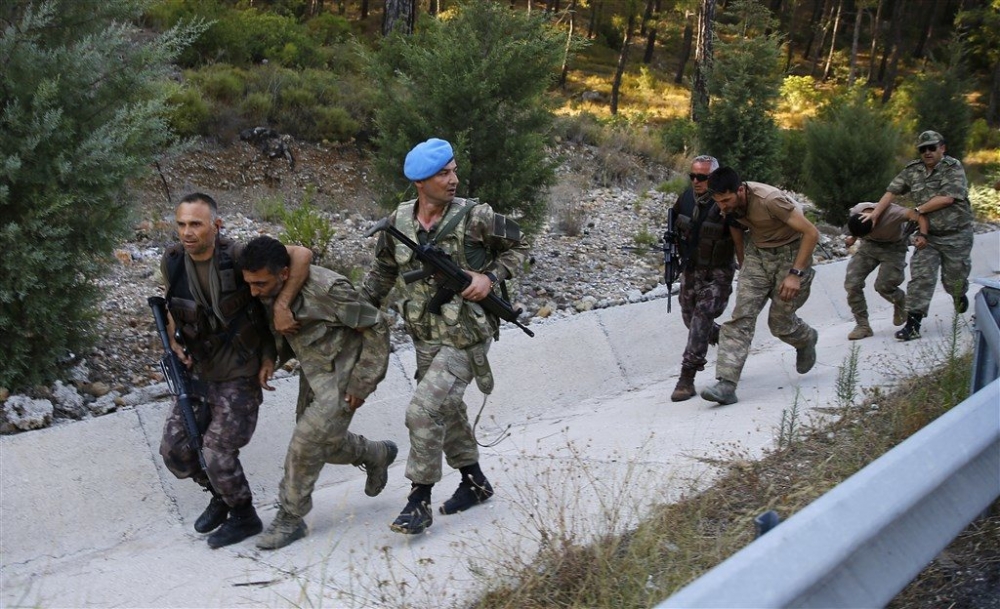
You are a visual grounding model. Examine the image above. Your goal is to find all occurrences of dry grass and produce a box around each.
[473,317,999,609]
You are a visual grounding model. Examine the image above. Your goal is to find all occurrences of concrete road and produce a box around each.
[2,232,997,608]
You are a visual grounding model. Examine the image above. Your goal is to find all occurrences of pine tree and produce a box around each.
[0,0,204,390]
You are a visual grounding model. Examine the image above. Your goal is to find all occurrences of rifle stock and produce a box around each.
[366,218,534,337]
[663,208,681,313]
[148,296,208,471]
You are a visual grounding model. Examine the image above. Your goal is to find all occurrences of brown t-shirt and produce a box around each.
[849,202,909,243]
[733,182,802,248]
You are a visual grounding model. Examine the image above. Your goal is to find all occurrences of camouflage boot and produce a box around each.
[670,368,697,402]
[357,440,398,497]
[701,380,738,405]
[848,317,873,340]
[256,507,307,551]
[892,296,907,326]
[796,328,819,374]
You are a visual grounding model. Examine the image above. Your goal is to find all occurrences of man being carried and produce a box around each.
[240,236,397,550]
[701,168,820,406]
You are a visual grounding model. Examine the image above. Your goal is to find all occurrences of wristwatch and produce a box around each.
[788,268,805,278]
[485,272,499,288]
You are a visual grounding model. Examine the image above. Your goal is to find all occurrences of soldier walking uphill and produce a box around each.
[843,202,928,340]
[700,168,821,406]
[669,155,745,402]
[158,193,311,549]
[361,138,529,534]
[867,130,974,341]
[239,236,397,550]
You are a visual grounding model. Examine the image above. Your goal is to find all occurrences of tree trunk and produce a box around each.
[847,4,863,86]
[867,0,883,84]
[361,0,370,20]
[881,0,906,103]
[822,0,843,81]
[912,0,944,59]
[691,0,715,122]
[588,0,601,39]
[383,0,415,35]
[675,11,694,83]
[559,0,577,88]
[428,0,438,17]
[765,0,782,37]
[641,0,659,63]
[803,0,826,60]
[610,12,635,115]
[811,0,833,77]
[988,58,1000,127]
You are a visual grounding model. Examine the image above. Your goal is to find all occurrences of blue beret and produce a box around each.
[404,138,454,181]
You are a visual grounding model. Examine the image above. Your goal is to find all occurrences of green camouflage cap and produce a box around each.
[916,130,943,147]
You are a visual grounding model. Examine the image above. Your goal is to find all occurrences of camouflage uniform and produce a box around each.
[673,188,738,373]
[159,238,275,508]
[715,184,815,384]
[886,156,972,315]
[267,266,391,517]
[844,202,909,320]
[363,198,528,485]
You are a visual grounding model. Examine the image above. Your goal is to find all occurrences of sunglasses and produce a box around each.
[689,173,711,182]
[918,144,938,153]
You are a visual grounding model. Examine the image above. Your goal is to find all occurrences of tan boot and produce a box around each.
[893,297,906,326]
[848,318,873,340]
[670,369,697,402]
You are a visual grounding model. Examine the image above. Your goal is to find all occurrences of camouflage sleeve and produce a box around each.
[360,214,401,308]
[937,159,969,201]
[466,203,529,282]
[886,166,914,196]
[346,317,390,399]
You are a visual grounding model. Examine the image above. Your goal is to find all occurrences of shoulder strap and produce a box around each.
[431,199,478,244]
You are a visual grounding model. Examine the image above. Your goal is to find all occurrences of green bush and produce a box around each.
[1,0,203,391]
[166,84,212,137]
[778,128,808,192]
[313,106,359,142]
[802,95,902,225]
[367,1,565,232]
[779,75,824,115]
[240,91,274,125]
[280,197,337,261]
[969,184,1000,223]
[187,65,247,103]
[911,45,973,161]
[305,13,351,45]
[658,117,699,155]
[553,113,604,147]
[969,118,1000,151]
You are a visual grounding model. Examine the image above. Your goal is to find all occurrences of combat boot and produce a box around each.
[895,313,923,341]
[391,484,433,535]
[194,488,229,534]
[670,368,697,402]
[848,317,873,340]
[701,380,738,405]
[955,294,969,314]
[256,507,307,550]
[357,440,398,498]
[796,328,819,374]
[441,464,494,515]
[207,502,263,549]
[893,297,907,326]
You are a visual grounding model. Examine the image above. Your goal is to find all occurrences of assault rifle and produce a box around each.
[663,207,682,313]
[148,296,207,471]
[365,217,534,337]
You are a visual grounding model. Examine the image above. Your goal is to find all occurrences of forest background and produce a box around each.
[2,0,999,392]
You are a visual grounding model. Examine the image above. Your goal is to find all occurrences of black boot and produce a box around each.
[207,502,263,549]
[440,464,494,515]
[895,312,923,341]
[194,488,229,534]
[390,484,433,534]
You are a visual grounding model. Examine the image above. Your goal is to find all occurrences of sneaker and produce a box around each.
[955,295,969,314]
[256,508,307,550]
[360,440,398,498]
[701,380,738,405]
[207,503,263,549]
[847,323,873,340]
[440,478,494,515]
[796,328,818,374]
[194,494,229,534]
[893,298,906,326]
[390,497,433,535]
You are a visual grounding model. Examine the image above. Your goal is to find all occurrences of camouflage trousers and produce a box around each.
[678,266,735,372]
[404,339,488,485]
[716,241,815,384]
[160,375,262,507]
[906,229,973,315]
[844,239,907,319]
[279,371,377,518]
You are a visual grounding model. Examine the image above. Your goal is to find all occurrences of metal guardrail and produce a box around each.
[658,282,1000,609]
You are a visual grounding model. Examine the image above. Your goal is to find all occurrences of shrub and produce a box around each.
[240,92,274,125]
[969,184,1000,223]
[802,94,902,225]
[658,117,699,156]
[279,193,337,261]
[911,44,973,161]
[165,84,212,137]
[367,1,565,232]
[778,128,808,192]
[186,65,247,103]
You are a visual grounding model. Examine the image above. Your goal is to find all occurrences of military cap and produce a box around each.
[916,130,944,148]
[404,138,454,181]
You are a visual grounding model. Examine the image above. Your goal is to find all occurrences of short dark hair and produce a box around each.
[178,192,219,216]
[847,214,874,237]
[707,167,741,194]
[240,235,290,275]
